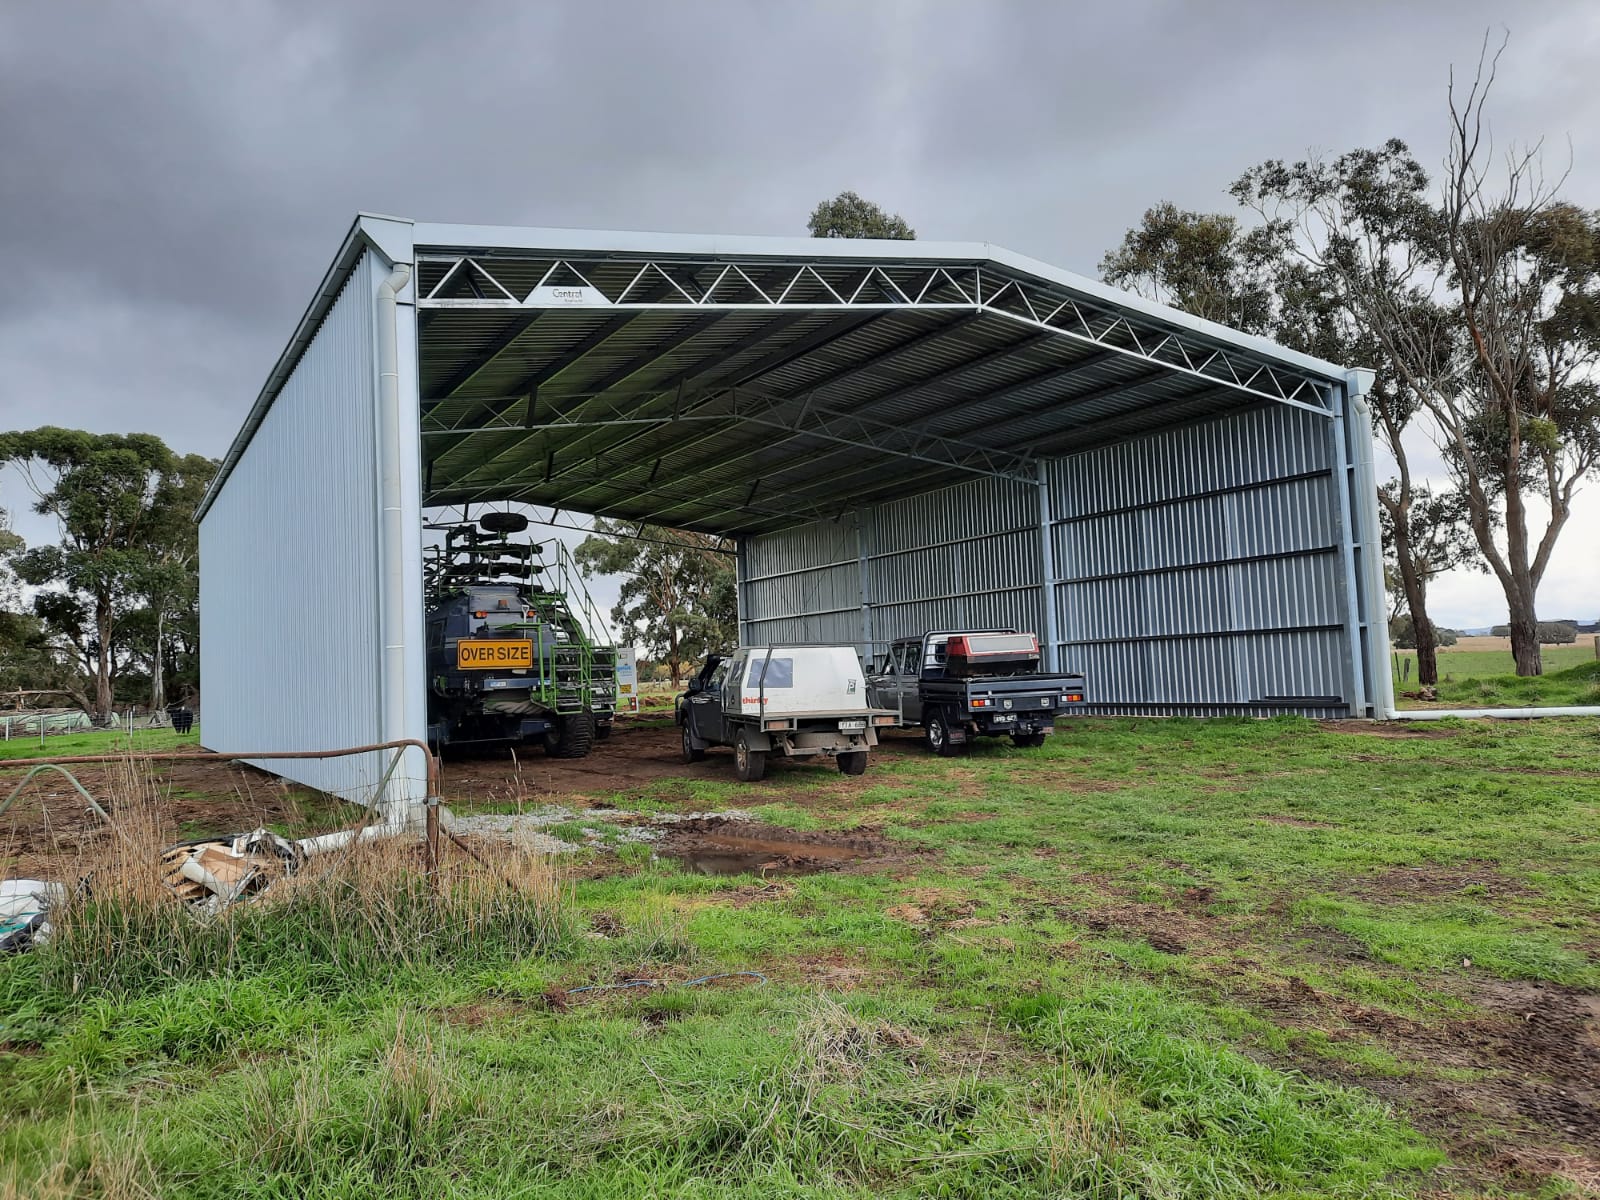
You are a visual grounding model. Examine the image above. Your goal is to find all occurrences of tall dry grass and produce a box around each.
[34,761,571,1000]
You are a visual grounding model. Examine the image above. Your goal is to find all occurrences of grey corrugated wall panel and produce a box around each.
[200,250,423,803]
[1050,405,1351,714]
[743,476,1043,659]
[740,401,1369,718]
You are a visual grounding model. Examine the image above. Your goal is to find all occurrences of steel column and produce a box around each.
[1326,386,1369,717]
[1036,459,1060,671]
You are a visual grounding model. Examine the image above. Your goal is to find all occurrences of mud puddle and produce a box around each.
[654,819,889,878]
[667,833,871,877]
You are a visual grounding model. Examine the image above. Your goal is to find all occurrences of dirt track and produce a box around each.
[437,718,926,806]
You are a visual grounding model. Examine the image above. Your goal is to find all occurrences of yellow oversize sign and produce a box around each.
[456,639,534,669]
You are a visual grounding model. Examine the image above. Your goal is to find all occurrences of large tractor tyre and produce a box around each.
[549,713,595,759]
[681,722,706,764]
[837,751,868,776]
[1010,732,1047,749]
[924,710,963,758]
[734,729,768,782]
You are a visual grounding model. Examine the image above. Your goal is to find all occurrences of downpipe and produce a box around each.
[1384,705,1600,721]
[376,262,425,834]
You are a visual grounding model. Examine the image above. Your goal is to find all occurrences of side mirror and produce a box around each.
[687,678,703,694]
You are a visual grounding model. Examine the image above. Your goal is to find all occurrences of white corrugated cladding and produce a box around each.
[741,402,1372,717]
[199,249,425,801]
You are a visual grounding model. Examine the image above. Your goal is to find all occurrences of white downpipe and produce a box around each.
[1386,705,1600,720]
[376,262,415,820]
[294,815,414,858]
[1347,386,1395,718]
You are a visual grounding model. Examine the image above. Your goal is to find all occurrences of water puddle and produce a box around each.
[663,832,874,877]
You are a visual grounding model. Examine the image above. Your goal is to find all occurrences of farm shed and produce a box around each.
[198,215,1391,803]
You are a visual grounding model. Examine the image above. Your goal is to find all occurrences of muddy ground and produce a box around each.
[0,720,902,878]
[439,718,923,806]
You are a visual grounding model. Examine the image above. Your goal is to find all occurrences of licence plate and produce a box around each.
[991,713,1017,723]
[456,639,533,669]
[838,719,867,730]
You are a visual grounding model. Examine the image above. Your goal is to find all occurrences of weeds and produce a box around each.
[30,763,571,1003]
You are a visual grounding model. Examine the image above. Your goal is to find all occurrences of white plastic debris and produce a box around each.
[1,879,67,952]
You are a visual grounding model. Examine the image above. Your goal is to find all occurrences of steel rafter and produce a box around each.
[638,346,1134,488]
[422,310,547,405]
[429,311,893,494]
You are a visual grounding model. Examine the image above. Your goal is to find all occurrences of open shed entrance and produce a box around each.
[198,219,1389,806]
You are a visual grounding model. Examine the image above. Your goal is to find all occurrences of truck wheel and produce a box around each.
[1010,732,1046,749]
[681,722,705,764]
[837,751,868,776]
[548,713,595,759]
[925,710,962,758]
[734,730,767,782]
[595,723,612,741]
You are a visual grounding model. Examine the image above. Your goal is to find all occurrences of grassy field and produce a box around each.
[1392,642,1600,709]
[0,726,200,761]
[2,716,1598,1197]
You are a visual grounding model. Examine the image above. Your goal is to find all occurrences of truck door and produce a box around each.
[718,654,746,743]
[688,659,729,746]
[866,647,898,717]
[897,641,924,725]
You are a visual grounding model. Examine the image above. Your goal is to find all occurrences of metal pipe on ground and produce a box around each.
[1383,705,1600,721]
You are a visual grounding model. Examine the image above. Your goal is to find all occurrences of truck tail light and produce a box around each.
[972,698,989,708]
[872,715,896,726]
[1066,693,1083,702]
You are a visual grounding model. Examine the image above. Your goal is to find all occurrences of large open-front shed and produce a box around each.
[197,215,1391,801]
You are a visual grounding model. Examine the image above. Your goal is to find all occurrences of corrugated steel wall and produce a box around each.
[741,403,1362,717]
[742,475,1044,663]
[199,251,413,801]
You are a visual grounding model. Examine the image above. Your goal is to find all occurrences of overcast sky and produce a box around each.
[1,0,1596,629]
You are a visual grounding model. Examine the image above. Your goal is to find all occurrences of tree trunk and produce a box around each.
[1506,580,1543,677]
[94,596,113,724]
[151,604,167,713]
[1389,520,1440,687]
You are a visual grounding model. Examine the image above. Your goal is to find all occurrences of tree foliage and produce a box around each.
[1099,202,1283,334]
[574,523,736,687]
[1389,616,1458,649]
[1492,621,1578,644]
[807,192,916,240]
[0,428,215,718]
[1098,188,1461,684]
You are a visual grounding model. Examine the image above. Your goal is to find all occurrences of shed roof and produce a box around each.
[205,216,1357,533]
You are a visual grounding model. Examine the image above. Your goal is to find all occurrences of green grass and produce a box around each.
[0,725,200,760]
[1422,659,1600,708]
[1391,644,1596,705]
[3,716,1598,1196]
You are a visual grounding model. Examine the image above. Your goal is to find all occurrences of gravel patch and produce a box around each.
[446,806,754,854]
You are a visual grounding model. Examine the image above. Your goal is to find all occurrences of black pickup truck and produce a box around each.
[867,630,1086,756]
